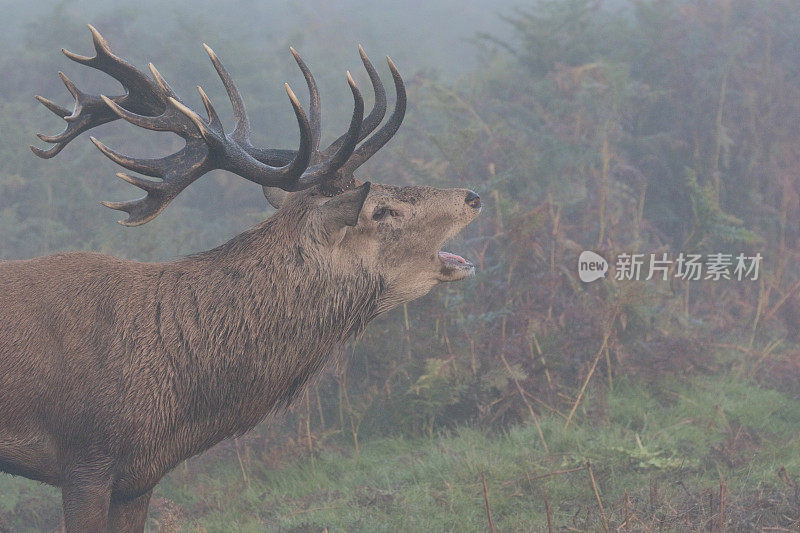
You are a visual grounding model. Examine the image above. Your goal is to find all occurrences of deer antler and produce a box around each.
[31,25,168,160]
[32,25,405,225]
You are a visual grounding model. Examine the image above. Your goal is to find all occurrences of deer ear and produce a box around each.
[316,181,371,245]
[262,186,289,209]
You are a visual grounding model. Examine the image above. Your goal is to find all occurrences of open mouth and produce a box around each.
[438,251,475,278]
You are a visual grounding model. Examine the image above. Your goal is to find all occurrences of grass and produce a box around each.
[1,373,799,531]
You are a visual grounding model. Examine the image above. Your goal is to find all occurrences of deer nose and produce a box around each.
[465,191,481,209]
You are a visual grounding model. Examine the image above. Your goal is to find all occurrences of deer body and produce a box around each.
[1,212,381,499]
[5,26,482,531]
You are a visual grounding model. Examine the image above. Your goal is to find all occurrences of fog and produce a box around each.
[1,1,799,530]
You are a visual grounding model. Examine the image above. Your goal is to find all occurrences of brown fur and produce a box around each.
[0,181,479,531]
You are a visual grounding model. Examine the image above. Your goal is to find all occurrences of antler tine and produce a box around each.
[322,45,386,156]
[34,95,71,118]
[57,71,82,101]
[290,47,322,155]
[339,56,405,175]
[115,172,162,192]
[90,136,180,177]
[196,86,224,133]
[100,94,196,138]
[80,24,163,102]
[203,43,250,143]
[356,46,388,141]
[256,84,314,184]
[30,142,67,159]
[293,72,364,190]
[148,63,179,99]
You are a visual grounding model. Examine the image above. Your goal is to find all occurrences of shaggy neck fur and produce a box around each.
[124,211,384,474]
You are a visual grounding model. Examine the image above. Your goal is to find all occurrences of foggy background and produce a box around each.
[1,0,800,530]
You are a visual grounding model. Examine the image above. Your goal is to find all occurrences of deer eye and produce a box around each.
[372,206,399,221]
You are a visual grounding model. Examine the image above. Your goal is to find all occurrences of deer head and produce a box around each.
[32,25,481,310]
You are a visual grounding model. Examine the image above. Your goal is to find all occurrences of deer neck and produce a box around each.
[169,223,383,438]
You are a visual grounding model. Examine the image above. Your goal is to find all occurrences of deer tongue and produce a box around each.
[438,251,468,265]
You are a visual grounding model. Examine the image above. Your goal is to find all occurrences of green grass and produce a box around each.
[2,373,799,531]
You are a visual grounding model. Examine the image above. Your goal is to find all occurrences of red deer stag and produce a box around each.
[2,25,481,531]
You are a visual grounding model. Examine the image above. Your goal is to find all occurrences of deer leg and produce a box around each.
[109,490,152,533]
[61,474,112,532]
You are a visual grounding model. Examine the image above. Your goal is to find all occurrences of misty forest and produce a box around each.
[2,0,800,530]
